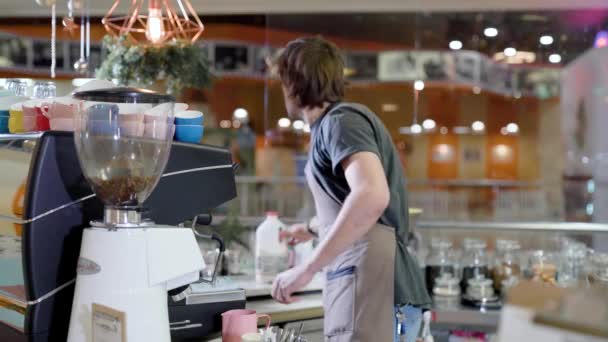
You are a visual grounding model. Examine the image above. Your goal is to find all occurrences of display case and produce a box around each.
[411,221,608,339]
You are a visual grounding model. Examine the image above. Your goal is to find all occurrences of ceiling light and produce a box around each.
[506,122,519,134]
[233,108,248,119]
[471,121,485,132]
[473,86,482,95]
[414,80,425,91]
[219,120,232,129]
[540,35,554,45]
[504,47,517,57]
[410,124,422,134]
[440,127,448,135]
[449,40,463,50]
[422,119,436,130]
[500,127,509,135]
[484,27,498,38]
[549,53,562,64]
[292,120,305,130]
[278,117,291,128]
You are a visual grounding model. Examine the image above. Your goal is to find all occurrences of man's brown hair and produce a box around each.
[276,37,345,109]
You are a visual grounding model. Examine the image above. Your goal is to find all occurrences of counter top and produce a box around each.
[247,294,324,325]
[215,275,499,333]
[229,274,324,298]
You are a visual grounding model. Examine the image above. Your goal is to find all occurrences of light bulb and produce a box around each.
[410,124,422,134]
[414,80,425,91]
[484,27,498,38]
[540,35,554,45]
[422,119,436,130]
[504,47,517,57]
[506,122,519,134]
[278,117,291,128]
[449,40,463,50]
[549,53,562,64]
[233,108,248,119]
[471,121,485,132]
[146,8,166,44]
[293,120,305,130]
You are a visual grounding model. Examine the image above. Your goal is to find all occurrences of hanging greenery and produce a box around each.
[96,35,213,94]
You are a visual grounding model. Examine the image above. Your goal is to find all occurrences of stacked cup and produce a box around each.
[8,103,25,133]
[174,110,204,144]
[0,106,8,134]
[144,102,174,140]
[21,99,50,132]
[41,96,81,131]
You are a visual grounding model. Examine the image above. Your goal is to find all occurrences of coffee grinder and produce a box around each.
[67,88,205,342]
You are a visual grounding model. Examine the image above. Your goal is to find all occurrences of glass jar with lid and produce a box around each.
[424,238,455,295]
[589,253,608,286]
[466,275,496,301]
[557,241,589,287]
[461,238,490,292]
[526,250,558,285]
[492,239,522,292]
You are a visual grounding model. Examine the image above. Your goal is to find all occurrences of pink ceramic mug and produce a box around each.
[221,309,271,342]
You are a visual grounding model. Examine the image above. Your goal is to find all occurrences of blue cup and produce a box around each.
[175,125,203,144]
[0,115,8,133]
[86,104,119,135]
[175,110,204,126]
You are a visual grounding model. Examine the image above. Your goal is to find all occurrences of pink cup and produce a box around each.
[22,114,37,132]
[119,121,144,137]
[118,113,144,137]
[221,309,271,342]
[144,121,173,139]
[41,97,80,119]
[49,118,75,131]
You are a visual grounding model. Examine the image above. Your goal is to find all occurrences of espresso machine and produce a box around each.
[0,89,245,342]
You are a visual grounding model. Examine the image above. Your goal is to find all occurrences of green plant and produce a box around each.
[96,35,213,94]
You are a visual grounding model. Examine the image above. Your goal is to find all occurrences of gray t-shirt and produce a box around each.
[309,102,431,307]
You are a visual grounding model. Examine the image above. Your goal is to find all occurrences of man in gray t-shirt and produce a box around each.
[271,37,430,342]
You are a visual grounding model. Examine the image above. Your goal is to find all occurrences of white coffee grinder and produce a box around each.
[67,88,205,342]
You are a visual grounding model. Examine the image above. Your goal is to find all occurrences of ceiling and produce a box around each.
[4,0,608,17]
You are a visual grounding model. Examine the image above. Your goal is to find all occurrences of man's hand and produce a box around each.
[271,264,315,304]
[279,223,315,245]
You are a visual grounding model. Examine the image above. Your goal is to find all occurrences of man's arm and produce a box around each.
[304,151,390,273]
[272,151,389,303]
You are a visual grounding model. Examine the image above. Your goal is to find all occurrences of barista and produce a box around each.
[271,37,431,342]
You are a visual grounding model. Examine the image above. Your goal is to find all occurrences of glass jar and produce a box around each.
[433,273,460,297]
[433,273,461,310]
[492,239,521,292]
[461,238,490,292]
[466,275,495,301]
[7,79,28,97]
[425,238,455,295]
[557,241,588,287]
[527,250,558,285]
[32,81,56,99]
[589,253,608,286]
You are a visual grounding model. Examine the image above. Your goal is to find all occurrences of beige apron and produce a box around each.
[305,165,396,342]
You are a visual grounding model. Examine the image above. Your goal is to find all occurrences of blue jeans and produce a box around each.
[394,305,422,342]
